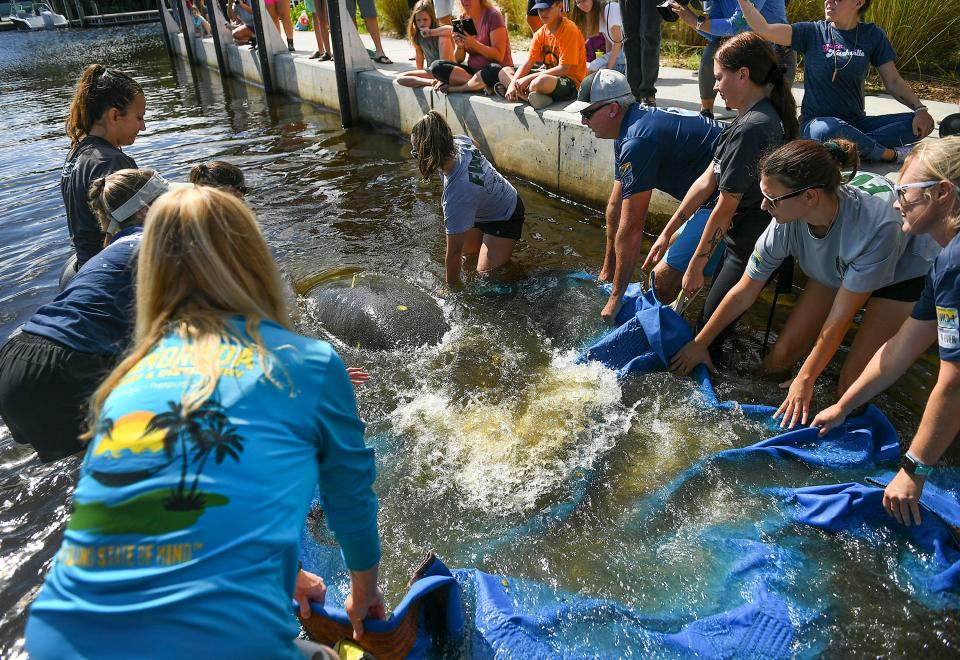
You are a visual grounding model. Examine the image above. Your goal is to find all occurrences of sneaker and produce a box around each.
[700,108,714,119]
[640,97,657,108]
[528,92,552,110]
[893,144,914,163]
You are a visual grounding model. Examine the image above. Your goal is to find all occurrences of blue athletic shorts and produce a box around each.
[664,205,726,278]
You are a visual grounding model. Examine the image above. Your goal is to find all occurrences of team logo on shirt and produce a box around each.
[821,43,865,59]
[619,161,634,189]
[61,161,77,178]
[751,250,764,269]
[936,305,959,349]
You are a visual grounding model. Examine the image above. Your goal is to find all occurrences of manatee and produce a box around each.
[303,273,448,350]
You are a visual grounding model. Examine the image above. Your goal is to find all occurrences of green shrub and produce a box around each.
[376,0,412,36]
[499,0,535,34]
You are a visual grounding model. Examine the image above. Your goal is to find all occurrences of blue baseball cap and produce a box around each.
[531,0,562,10]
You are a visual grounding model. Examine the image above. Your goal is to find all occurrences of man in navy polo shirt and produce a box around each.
[567,69,723,322]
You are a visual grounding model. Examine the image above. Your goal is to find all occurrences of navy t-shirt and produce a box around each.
[614,105,723,201]
[24,225,142,356]
[791,20,896,124]
[912,233,960,363]
[60,136,137,268]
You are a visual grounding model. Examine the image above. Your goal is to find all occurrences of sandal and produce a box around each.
[493,82,507,99]
[309,50,322,59]
[372,53,393,65]
[319,53,332,62]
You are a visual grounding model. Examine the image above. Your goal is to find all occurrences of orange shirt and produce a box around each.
[529,16,587,85]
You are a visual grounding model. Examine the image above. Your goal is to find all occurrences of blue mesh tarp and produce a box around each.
[296,277,960,657]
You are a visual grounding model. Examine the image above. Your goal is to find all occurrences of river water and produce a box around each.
[0,25,956,657]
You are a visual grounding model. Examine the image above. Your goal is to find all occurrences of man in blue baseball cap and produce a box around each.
[567,69,724,322]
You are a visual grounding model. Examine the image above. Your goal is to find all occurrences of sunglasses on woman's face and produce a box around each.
[761,183,823,207]
[893,180,940,206]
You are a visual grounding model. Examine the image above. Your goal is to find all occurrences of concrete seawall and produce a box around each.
[171,28,957,213]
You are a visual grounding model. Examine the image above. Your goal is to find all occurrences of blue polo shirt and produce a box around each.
[24,225,142,356]
[912,233,960,363]
[614,105,723,201]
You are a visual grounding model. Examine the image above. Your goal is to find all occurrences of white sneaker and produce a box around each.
[893,144,914,163]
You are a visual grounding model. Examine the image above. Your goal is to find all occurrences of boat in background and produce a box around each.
[6,1,68,30]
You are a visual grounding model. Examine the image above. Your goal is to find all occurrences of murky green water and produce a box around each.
[0,25,956,657]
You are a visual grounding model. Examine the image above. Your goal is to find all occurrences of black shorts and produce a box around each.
[548,75,578,101]
[476,195,525,240]
[0,331,115,462]
[429,60,474,85]
[871,275,926,303]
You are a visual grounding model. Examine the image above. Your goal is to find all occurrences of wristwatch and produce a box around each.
[695,15,706,31]
[900,452,934,477]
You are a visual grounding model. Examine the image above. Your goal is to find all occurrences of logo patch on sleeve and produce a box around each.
[936,305,959,349]
[618,161,633,189]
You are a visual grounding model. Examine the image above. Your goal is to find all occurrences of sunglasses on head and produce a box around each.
[580,101,613,121]
[761,183,823,207]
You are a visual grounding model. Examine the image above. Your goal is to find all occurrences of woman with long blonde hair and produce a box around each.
[813,137,960,527]
[25,187,384,657]
[0,168,171,463]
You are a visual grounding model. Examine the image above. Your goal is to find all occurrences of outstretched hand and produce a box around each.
[294,569,328,619]
[601,295,623,326]
[642,234,670,271]
[913,110,934,138]
[773,376,813,429]
[346,367,370,387]
[681,267,704,300]
[669,340,716,376]
[810,402,847,437]
[883,469,925,526]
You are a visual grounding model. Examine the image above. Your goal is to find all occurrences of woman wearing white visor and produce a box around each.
[0,169,188,463]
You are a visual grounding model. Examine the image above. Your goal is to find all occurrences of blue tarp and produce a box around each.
[297,277,960,657]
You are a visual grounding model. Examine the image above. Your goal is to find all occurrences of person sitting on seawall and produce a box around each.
[736,0,934,163]
[571,0,625,75]
[671,139,940,429]
[567,70,723,319]
[24,186,384,659]
[396,0,455,88]
[496,0,587,110]
[428,0,513,94]
[410,111,524,287]
[231,0,256,45]
[644,32,798,342]
[59,64,145,290]
[0,169,179,463]
[191,4,212,37]
[305,0,333,60]
[667,0,794,119]
[812,137,960,527]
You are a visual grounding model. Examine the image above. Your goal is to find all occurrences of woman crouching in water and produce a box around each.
[25,187,384,657]
[0,169,176,462]
[410,111,524,286]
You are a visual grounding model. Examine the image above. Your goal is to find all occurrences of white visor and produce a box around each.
[110,172,190,223]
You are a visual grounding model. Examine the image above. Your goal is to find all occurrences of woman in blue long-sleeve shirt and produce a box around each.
[669,0,795,118]
[26,187,384,658]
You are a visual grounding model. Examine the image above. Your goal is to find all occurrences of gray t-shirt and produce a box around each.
[746,177,940,292]
[442,135,518,235]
